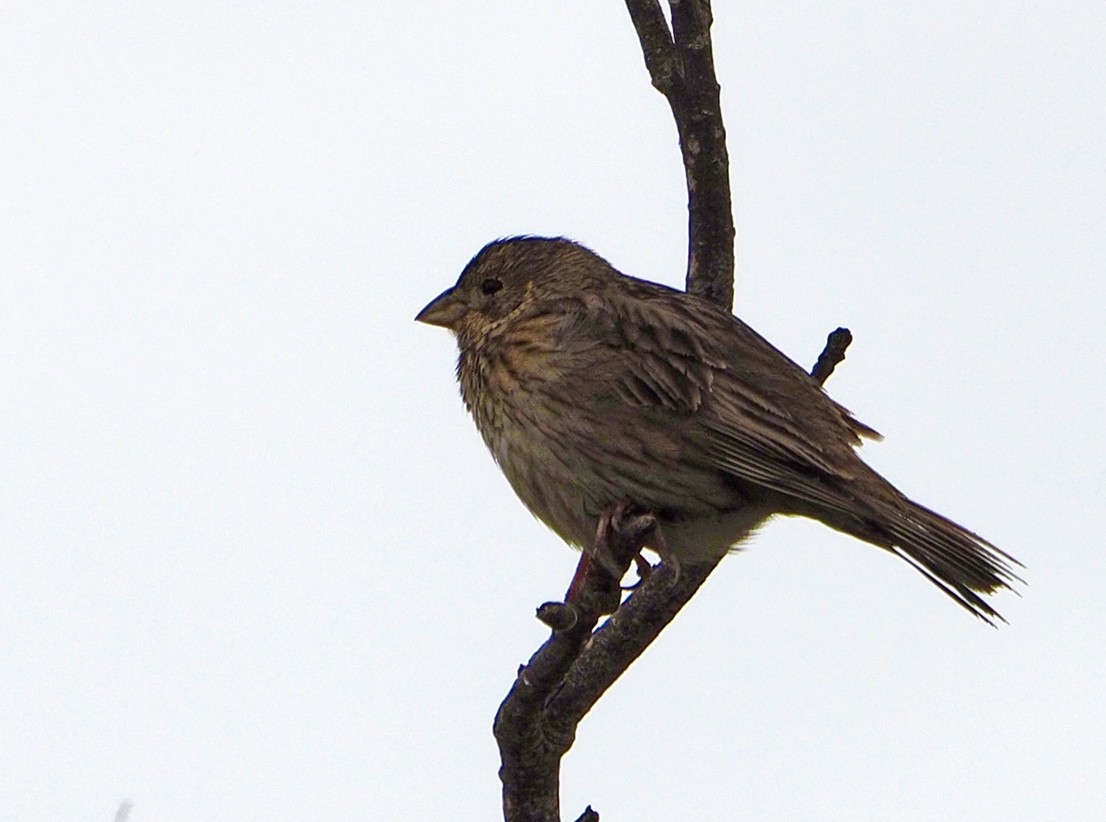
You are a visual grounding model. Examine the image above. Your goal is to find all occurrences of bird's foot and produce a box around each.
[620,552,655,591]
[598,501,666,585]
[562,502,666,615]
[600,502,681,584]
[596,502,661,572]
[563,551,623,616]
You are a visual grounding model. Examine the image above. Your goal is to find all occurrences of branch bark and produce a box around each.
[626,0,735,309]
[495,4,852,820]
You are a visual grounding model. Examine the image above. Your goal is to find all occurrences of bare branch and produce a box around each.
[627,0,735,309]
[624,0,678,94]
[496,4,741,819]
[495,523,642,821]
[544,562,715,726]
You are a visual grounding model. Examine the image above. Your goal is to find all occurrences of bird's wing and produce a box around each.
[564,282,881,510]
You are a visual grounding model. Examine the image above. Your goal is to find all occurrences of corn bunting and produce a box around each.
[417,237,1019,622]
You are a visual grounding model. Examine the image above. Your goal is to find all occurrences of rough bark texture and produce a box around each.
[625,0,735,310]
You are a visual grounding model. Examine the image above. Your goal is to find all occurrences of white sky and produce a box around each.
[3,3,1104,820]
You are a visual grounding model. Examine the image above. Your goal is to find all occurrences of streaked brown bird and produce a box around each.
[416,237,1020,622]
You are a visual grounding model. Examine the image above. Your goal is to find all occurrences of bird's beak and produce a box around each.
[415,286,466,329]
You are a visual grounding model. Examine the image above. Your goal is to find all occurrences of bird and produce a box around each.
[416,236,1020,622]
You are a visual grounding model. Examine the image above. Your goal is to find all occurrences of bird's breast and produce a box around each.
[455,319,601,546]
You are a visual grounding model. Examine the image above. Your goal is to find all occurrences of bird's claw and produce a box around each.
[594,501,662,580]
[620,553,655,591]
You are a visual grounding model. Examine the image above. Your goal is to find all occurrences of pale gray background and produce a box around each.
[3,3,1104,820]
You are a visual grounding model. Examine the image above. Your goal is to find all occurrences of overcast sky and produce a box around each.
[3,3,1105,820]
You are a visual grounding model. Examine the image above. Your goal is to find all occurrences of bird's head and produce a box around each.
[415,236,611,345]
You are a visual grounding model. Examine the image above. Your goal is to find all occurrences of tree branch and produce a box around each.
[495,515,650,821]
[627,0,735,309]
[623,0,678,94]
[495,4,850,820]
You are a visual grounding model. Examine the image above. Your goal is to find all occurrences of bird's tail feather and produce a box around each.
[839,491,1022,624]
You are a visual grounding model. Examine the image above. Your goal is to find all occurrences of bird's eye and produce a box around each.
[480,277,503,296]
